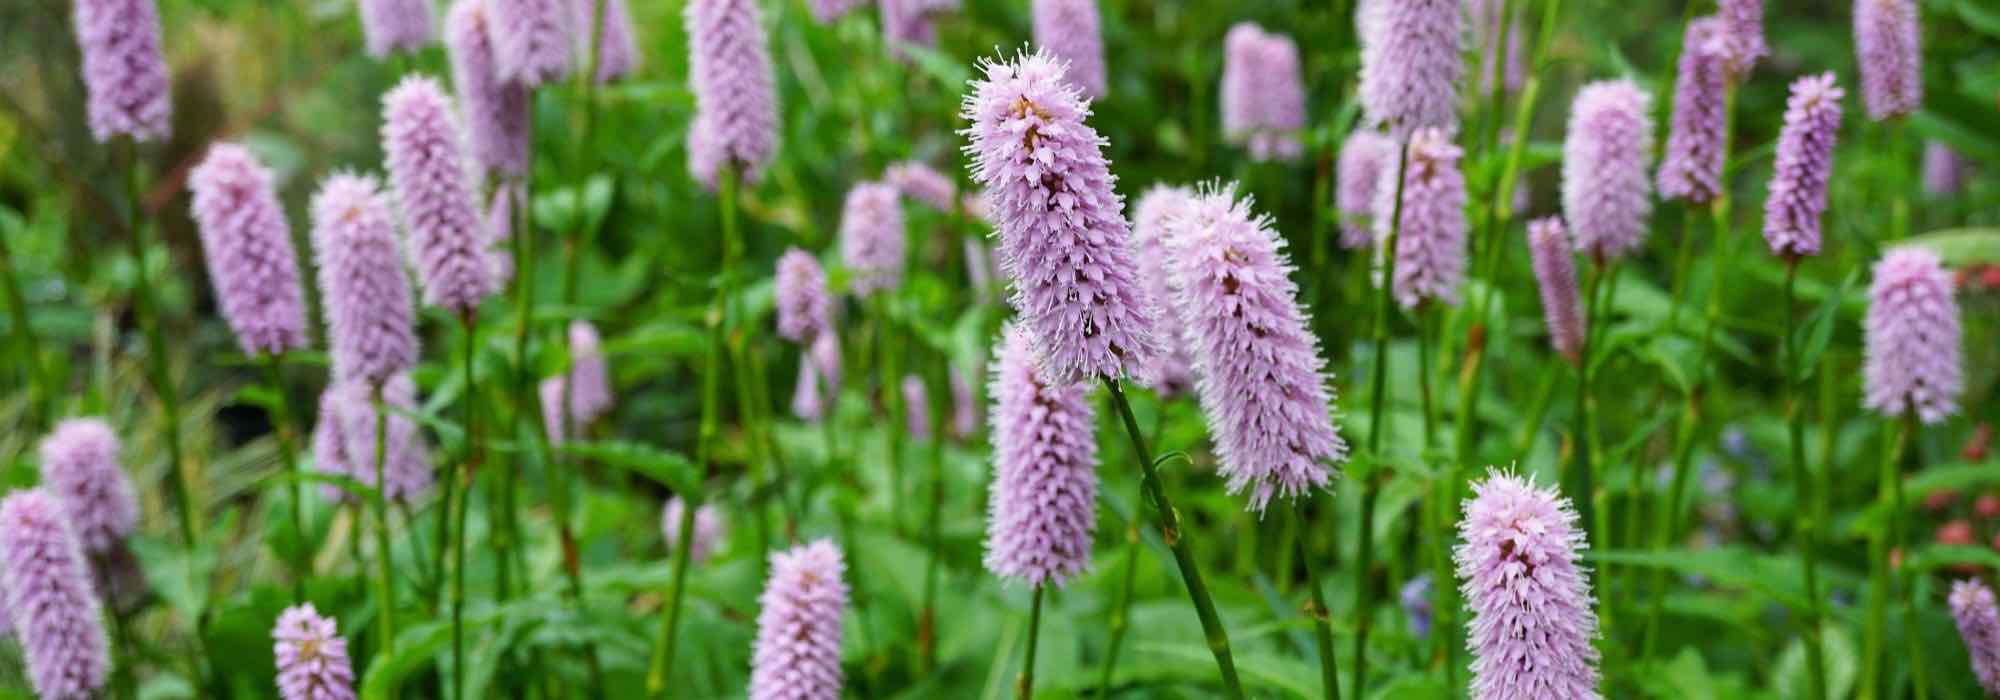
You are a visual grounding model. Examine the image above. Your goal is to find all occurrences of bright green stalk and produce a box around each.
[261,354,308,598]
[1016,586,1046,700]
[919,354,948,673]
[452,313,481,700]
[1862,416,1910,698]
[1897,414,1928,700]
[1300,497,1343,700]
[646,302,722,698]
[1096,521,1141,698]
[0,230,48,429]
[122,144,197,552]
[1781,260,1829,700]
[1102,378,1246,699]
[370,385,398,652]
[1569,258,1604,572]
[1355,140,1411,700]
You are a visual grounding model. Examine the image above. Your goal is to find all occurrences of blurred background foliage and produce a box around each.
[1,0,1998,697]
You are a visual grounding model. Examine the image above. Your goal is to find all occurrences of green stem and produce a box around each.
[1096,520,1141,699]
[876,293,905,534]
[1016,586,1046,700]
[452,313,481,700]
[123,144,197,553]
[1782,260,1828,700]
[1355,139,1412,700]
[1896,414,1928,700]
[371,384,398,653]
[1570,259,1604,563]
[1299,498,1342,700]
[0,230,48,429]
[1102,378,1245,699]
[261,354,308,597]
[1862,417,1909,699]
[920,355,947,673]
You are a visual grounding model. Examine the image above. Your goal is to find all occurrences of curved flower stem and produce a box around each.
[1782,261,1829,700]
[261,353,308,598]
[1355,139,1411,700]
[1102,378,1245,699]
[370,384,398,653]
[1016,585,1046,700]
[645,302,722,698]
[1299,497,1343,700]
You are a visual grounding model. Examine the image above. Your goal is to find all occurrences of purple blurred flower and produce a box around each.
[839,181,906,297]
[1658,17,1731,204]
[963,235,995,303]
[793,332,842,423]
[1953,579,2000,695]
[750,539,848,700]
[360,0,436,57]
[1130,184,1196,395]
[1864,247,1962,424]
[902,374,931,439]
[983,324,1098,587]
[1923,142,1969,197]
[1375,127,1468,308]
[72,0,172,142]
[383,75,499,314]
[310,173,419,386]
[0,490,110,700]
[36,418,139,555]
[1562,80,1654,261]
[1031,0,1106,97]
[188,142,310,356]
[950,360,980,439]
[1761,73,1843,260]
[447,0,533,179]
[272,603,356,700]
[484,183,519,286]
[573,0,638,82]
[807,0,864,23]
[1455,470,1600,699]
[490,0,572,86]
[1717,0,1766,79]
[1401,574,1434,639]
[540,320,613,442]
[776,247,833,343]
[1337,128,1396,250]
[661,496,724,564]
[1164,187,1346,512]
[686,0,778,189]
[312,374,435,505]
[1527,217,1586,364]
[885,160,958,211]
[883,0,954,58]
[1855,0,1921,120]
[1221,23,1306,161]
[1469,0,1524,94]
[1358,0,1461,138]
[961,49,1162,383]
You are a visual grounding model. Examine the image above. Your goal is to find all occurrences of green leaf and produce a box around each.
[1903,228,2000,267]
[560,439,704,500]
[129,535,215,622]
[1961,0,2000,38]
[1790,270,1854,383]
[1905,544,2000,574]
[360,621,452,700]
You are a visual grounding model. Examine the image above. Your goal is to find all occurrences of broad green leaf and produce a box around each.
[1903,228,2000,267]
[560,439,704,500]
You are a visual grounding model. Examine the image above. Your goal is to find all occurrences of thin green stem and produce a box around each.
[1862,417,1909,699]
[1782,261,1828,700]
[371,384,398,652]
[452,313,481,700]
[0,230,49,429]
[261,354,308,598]
[1096,521,1141,699]
[1896,414,1928,700]
[1299,498,1342,700]
[876,293,906,533]
[920,355,948,673]
[1102,378,1245,699]
[1355,139,1412,700]
[1570,259,1604,561]
[123,144,197,551]
[1016,586,1046,700]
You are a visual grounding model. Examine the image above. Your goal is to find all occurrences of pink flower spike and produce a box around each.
[1130,184,1197,395]
[1527,217,1586,364]
[490,0,572,86]
[1031,0,1107,97]
[1854,0,1922,121]
[1952,579,2000,695]
[1761,73,1843,260]
[310,173,419,386]
[983,324,1099,587]
[573,0,639,82]
[72,0,172,142]
[839,181,907,297]
[1657,17,1731,204]
[1358,0,1462,138]
[382,75,499,314]
[36,418,140,555]
[749,539,848,700]
[187,142,310,357]
[1337,129,1396,249]
[1375,128,1469,308]
[0,490,110,700]
[1561,79,1655,261]
[1455,470,1600,699]
[1863,247,1962,424]
[272,603,357,700]
[360,0,436,57]
[660,497,724,564]
[446,0,533,178]
[686,0,779,189]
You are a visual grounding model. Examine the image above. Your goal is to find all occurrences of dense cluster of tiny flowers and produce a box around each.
[750,539,849,700]
[311,173,419,386]
[1717,0,1766,78]
[686,0,779,189]
[1657,17,1731,204]
[1130,184,1196,395]
[1469,0,1524,94]
[950,360,980,439]
[793,333,843,422]
[187,143,310,356]
[359,0,435,57]
[1561,80,1654,260]
[1953,579,2000,695]
[72,0,172,142]
[1761,73,1843,260]
[1923,142,1969,196]
[1164,187,1345,512]
[1401,575,1434,639]
[446,0,533,178]
[1221,23,1306,161]
[775,248,833,343]
[882,0,954,57]
[1527,217,1587,364]
[36,419,139,555]
[312,374,435,504]
[382,76,499,314]
[902,375,931,438]
[573,0,638,82]
[540,320,614,442]
[485,184,519,286]
[271,604,356,700]
[1375,127,1468,308]
[884,161,958,211]
[490,0,571,85]
[960,50,1161,382]
[661,497,724,564]
[983,325,1099,587]
[1863,247,1963,424]
[1854,0,1921,120]
[1031,0,1107,97]
[1357,0,1461,137]
[1455,470,1601,700]
[839,181,906,296]
[807,0,865,23]
[1337,128,1395,249]
[0,491,110,700]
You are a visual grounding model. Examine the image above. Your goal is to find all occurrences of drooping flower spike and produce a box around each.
[1376,127,1469,308]
[310,173,419,386]
[1863,247,1962,424]
[187,142,310,357]
[961,49,1161,383]
[36,418,140,555]
[490,0,572,86]
[1337,128,1396,250]
[1527,217,1586,365]
[272,603,357,700]
[1854,0,1922,120]
[1358,0,1462,137]
[360,0,436,57]
[1031,0,1107,97]
[446,0,533,179]
[686,0,779,189]
[1561,80,1655,261]
[1657,16,1731,204]
[660,496,725,564]
[382,75,499,315]
[1455,470,1601,700]
[839,181,907,297]
[983,324,1100,587]
[749,539,849,700]
[1130,184,1196,395]
[1761,73,1844,260]
[72,0,173,142]
[0,490,111,700]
